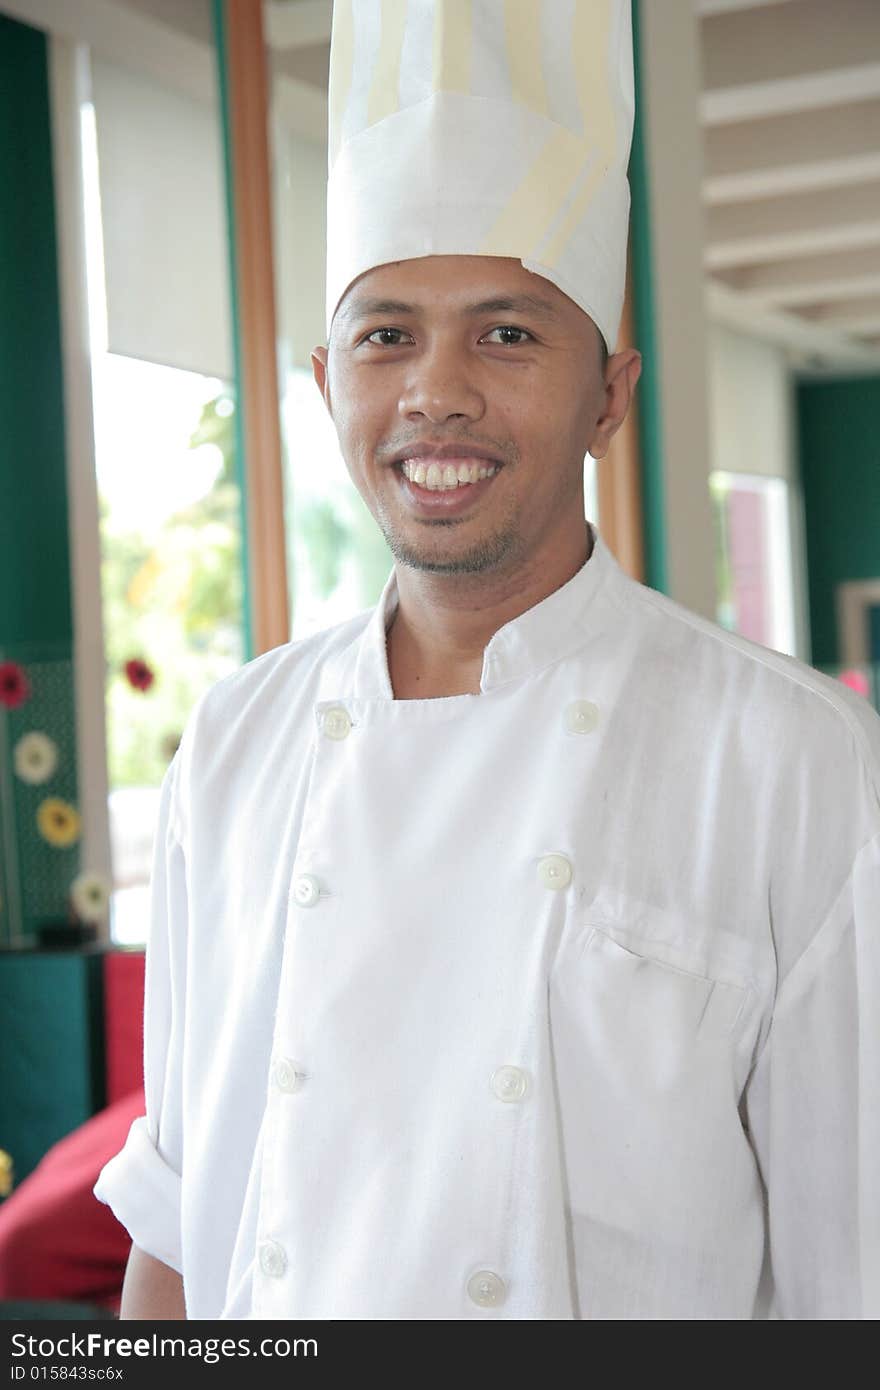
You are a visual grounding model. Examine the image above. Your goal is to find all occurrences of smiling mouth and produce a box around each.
[396,458,501,491]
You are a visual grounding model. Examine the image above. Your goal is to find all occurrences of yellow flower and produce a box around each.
[0,1150,13,1198]
[37,797,81,848]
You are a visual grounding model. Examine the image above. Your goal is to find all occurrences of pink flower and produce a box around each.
[0,662,30,709]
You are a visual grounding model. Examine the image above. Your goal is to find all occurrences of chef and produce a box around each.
[95,0,880,1319]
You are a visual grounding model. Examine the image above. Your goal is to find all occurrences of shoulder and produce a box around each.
[172,604,373,789]
[620,573,880,819]
[203,606,371,705]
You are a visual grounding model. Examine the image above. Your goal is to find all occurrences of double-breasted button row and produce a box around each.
[321,701,596,741]
[258,1239,507,1309]
[294,857,573,904]
[468,1067,527,1308]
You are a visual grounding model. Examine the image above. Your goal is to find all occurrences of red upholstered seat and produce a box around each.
[103,950,146,1105]
[0,1086,145,1311]
[0,948,147,1311]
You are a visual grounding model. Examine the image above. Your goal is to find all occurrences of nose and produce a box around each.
[397,340,485,425]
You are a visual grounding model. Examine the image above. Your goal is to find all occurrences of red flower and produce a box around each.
[0,661,31,709]
[124,658,156,692]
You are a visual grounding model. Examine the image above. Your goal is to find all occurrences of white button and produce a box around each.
[258,1239,287,1278]
[273,1057,304,1093]
[537,853,573,891]
[565,699,599,734]
[467,1269,506,1307]
[491,1065,529,1102]
[322,706,352,740]
[292,873,321,907]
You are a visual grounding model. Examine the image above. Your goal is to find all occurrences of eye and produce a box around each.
[363,327,413,347]
[481,326,534,346]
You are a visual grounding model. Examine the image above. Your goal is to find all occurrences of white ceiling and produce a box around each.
[111,0,880,368]
[697,0,880,366]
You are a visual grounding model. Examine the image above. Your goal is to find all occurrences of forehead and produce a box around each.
[334,254,579,327]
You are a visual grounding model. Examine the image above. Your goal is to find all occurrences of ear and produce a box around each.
[311,345,332,413]
[588,348,642,460]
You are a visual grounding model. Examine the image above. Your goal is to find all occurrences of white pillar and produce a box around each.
[48,37,113,937]
[637,0,717,619]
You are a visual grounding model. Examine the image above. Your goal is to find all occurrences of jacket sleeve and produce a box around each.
[93,749,188,1275]
[743,827,880,1318]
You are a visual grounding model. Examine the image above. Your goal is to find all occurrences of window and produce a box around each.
[82,98,242,944]
[710,471,796,656]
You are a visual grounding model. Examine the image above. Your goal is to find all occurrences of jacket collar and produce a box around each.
[348,520,624,700]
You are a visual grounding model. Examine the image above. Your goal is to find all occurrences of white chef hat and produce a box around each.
[325,0,634,354]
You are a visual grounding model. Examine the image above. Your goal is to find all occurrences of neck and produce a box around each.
[385,523,593,699]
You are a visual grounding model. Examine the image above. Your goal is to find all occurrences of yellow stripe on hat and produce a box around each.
[479,0,616,267]
[434,0,471,93]
[329,0,355,168]
[503,0,548,118]
[536,157,606,269]
[532,0,616,268]
[478,122,585,260]
[367,0,409,128]
[573,0,615,161]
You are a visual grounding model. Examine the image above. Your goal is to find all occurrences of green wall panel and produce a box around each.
[0,949,105,1188]
[630,0,668,595]
[0,15,80,946]
[796,375,880,666]
[0,14,72,647]
[211,0,254,664]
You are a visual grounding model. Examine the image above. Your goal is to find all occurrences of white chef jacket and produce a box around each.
[94,519,880,1320]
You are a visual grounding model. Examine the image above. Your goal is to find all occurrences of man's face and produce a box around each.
[311,255,638,578]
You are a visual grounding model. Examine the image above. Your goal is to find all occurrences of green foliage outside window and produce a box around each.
[101,394,243,789]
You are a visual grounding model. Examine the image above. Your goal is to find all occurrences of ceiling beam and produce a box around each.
[703,98,880,201]
[701,62,880,125]
[718,246,880,307]
[705,153,880,203]
[705,180,880,267]
[798,294,880,334]
[706,277,880,371]
[265,0,332,52]
[696,0,804,13]
[701,0,880,91]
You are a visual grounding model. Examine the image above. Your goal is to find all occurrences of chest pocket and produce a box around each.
[575,925,748,1048]
[558,928,750,1112]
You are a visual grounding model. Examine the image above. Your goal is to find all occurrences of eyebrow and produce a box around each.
[340,293,561,324]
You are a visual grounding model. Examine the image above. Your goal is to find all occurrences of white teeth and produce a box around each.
[400,458,499,490]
